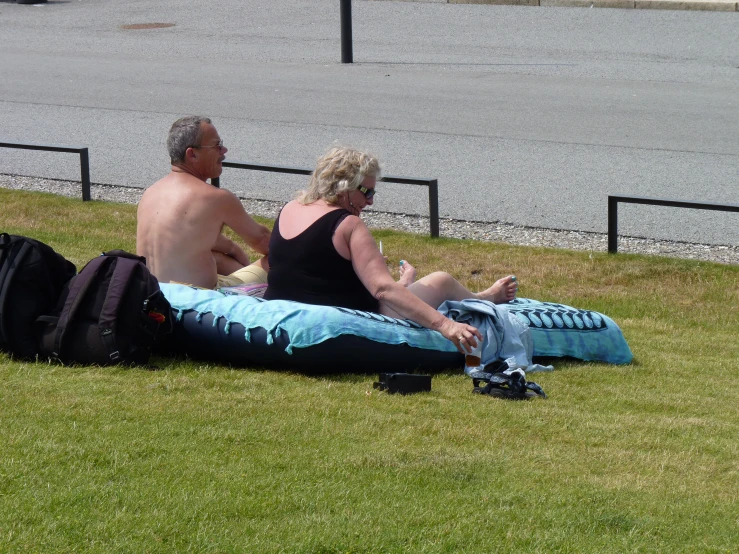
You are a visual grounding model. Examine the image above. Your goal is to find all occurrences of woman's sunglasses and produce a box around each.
[357,184,376,199]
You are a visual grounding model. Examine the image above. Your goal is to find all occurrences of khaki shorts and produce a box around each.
[216,263,268,289]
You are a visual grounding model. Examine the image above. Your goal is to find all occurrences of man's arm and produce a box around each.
[212,233,250,266]
[220,191,271,255]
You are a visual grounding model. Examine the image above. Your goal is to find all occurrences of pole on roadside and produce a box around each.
[340,0,353,63]
[79,148,91,201]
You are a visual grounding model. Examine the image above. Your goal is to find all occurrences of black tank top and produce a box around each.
[263,208,379,312]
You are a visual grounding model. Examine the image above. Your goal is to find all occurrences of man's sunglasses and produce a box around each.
[192,140,225,150]
[357,184,376,199]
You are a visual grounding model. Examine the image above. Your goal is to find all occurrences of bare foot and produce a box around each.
[398,260,417,287]
[477,275,518,303]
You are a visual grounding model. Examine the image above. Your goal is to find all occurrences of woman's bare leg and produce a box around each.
[405,272,517,309]
[397,260,417,287]
[379,270,518,318]
[476,275,518,303]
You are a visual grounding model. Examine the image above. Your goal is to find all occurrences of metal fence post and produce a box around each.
[79,148,91,201]
[0,141,91,201]
[607,195,618,253]
[606,194,739,255]
[340,0,353,63]
[428,179,439,238]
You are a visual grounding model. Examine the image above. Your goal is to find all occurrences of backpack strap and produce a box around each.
[0,232,10,259]
[0,237,27,293]
[51,255,113,360]
[0,239,31,347]
[97,257,138,363]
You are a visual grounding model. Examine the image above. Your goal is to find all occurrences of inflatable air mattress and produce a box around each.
[159,284,632,374]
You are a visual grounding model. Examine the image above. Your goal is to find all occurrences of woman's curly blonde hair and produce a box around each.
[299,146,381,205]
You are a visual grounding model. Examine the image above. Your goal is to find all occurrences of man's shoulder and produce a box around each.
[145,172,185,192]
[149,172,227,195]
[188,180,246,218]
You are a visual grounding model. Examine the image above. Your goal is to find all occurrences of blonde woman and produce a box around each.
[263,146,518,353]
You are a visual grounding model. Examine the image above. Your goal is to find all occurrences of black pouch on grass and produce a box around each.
[0,233,77,359]
[38,250,173,366]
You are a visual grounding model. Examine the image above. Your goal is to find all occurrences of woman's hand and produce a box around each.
[438,318,482,354]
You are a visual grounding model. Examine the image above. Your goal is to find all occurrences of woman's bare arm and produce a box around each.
[339,218,481,351]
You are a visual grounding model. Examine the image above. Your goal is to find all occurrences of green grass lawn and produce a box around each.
[1,188,738,553]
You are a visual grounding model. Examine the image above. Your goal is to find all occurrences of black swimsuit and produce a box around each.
[263,208,380,312]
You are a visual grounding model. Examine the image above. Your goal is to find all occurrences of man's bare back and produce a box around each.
[136,117,270,289]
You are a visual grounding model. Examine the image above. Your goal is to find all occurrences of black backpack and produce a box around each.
[38,250,173,366]
[0,233,77,359]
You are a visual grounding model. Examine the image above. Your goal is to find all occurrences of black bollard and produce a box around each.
[340,0,353,64]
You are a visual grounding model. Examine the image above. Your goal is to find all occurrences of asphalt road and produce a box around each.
[1,0,737,244]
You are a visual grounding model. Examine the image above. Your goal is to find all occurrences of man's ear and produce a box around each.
[185,146,198,162]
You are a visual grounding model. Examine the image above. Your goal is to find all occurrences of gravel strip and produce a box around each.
[3,173,738,266]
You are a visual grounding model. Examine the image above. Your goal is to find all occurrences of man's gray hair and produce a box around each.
[167,116,211,164]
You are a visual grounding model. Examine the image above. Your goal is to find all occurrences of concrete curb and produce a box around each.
[448,0,738,10]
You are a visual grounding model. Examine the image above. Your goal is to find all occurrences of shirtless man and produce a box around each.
[137,116,271,289]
